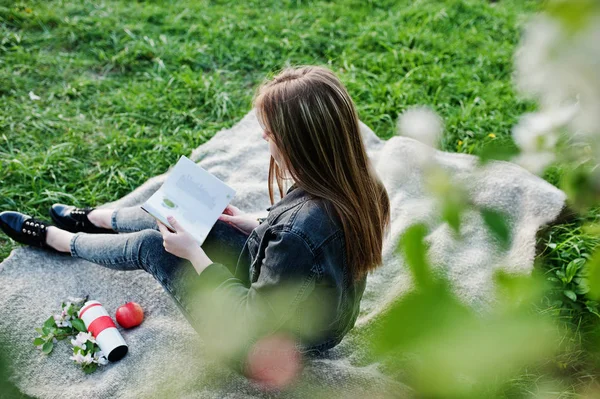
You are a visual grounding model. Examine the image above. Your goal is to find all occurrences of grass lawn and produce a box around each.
[1,0,599,395]
[0,0,541,259]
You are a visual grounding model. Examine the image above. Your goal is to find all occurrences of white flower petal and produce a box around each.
[513,151,555,175]
[397,107,443,148]
[67,296,85,304]
[28,91,41,101]
[82,353,94,365]
[512,105,578,152]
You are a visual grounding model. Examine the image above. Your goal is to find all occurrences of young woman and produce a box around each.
[0,66,390,367]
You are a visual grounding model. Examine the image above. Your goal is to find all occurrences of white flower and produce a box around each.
[60,309,72,321]
[94,351,109,366]
[397,107,443,148]
[58,320,72,328]
[69,352,94,366]
[28,91,41,101]
[71,331,95,350]
[70,352,86,364]
[53,313,72,328]
[67,296,85,304]
[514,16,563,103]
[513,151,556,175]
[82,353,94,365]
[70,337,85,349]
[75,332,96,344]
[511,104,578,152]
[515,12,600,144]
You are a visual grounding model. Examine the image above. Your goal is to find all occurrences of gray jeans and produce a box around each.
[69,206,249,331]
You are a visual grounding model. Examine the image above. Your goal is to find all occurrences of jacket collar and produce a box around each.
[265,183,312,219]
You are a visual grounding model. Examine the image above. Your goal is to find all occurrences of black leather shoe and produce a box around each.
[0,211,55,250]
[49,204,115,234]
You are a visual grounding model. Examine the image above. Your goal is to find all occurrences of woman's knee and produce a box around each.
[130,229,166,270]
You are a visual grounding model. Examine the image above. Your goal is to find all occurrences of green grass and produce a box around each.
[3,0,600,395]
[0,0,540,259]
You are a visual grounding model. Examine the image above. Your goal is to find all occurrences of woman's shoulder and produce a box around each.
[282,197,343,250]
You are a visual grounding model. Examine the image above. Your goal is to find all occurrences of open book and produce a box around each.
[141,156,236,245]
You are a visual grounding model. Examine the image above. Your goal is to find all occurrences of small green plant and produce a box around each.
[33,297,107,374]
[539,220,600,319]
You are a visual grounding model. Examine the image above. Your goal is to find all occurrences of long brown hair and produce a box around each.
[253,66,390,282]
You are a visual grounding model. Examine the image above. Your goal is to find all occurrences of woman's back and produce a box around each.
[235,184,366,353]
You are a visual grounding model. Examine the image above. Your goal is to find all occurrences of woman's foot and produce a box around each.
[0,211,70,252]
[45,226,74,253]
[49,204,115,234]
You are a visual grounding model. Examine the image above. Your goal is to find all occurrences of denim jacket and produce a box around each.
[196,184,367,356]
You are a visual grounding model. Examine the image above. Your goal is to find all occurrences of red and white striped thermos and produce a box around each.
[78,300,128,362]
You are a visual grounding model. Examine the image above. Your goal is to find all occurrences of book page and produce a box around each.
[142,156,235,245]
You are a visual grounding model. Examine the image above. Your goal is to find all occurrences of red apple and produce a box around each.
[115,302,144,329]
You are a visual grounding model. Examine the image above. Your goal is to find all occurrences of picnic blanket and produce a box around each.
[0,110,566,398]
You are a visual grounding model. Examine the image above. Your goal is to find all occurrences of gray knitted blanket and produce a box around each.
[0,111,566,398]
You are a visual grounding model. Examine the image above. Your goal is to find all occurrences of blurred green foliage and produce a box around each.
[372,224,557,398]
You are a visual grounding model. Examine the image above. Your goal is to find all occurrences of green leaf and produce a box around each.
[396,224,432,289]
[42,341,54,355]
[33,337,44,346]
[71,318,86,333]
[441,200,461,234]
[546,0,600,33]
[478,140,519,164]
[563,290,577,302]
[83,363,98,374]
[586,300,600,315]
[551,300,563,308]
[481,209,511,249]
[58,327,74,335]
[586,249,600,300]
[565,259,581,283]
[575,284,590,295]
[43,316,56,329]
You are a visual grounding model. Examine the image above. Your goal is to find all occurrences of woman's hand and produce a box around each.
[158,216,213,274]
[218,204,260,235]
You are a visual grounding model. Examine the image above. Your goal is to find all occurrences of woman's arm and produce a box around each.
[157,216,319,361]
[157,217,214,274]
[189,229,318,361]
